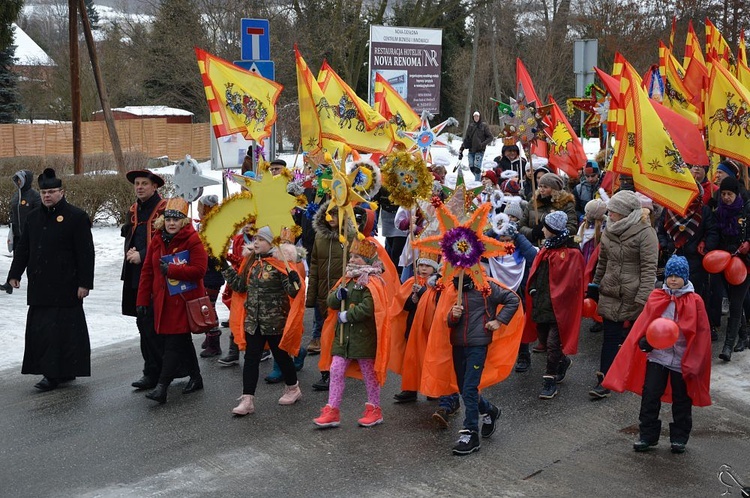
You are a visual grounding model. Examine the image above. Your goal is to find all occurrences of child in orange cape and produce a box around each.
[314,238,391,429]
[603,255,712,454]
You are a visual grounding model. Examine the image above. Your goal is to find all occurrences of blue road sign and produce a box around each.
[241,19,270,61]
[233,60,275,81]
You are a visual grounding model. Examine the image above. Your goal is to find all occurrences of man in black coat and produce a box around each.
[459,111,494,181]
[1,170,41,294]
[121,169,168,390]
[7,168,95,391]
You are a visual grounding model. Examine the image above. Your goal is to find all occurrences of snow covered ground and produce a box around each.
[1,142,747,408]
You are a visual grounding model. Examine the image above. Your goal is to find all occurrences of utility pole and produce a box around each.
[69,0,82,174]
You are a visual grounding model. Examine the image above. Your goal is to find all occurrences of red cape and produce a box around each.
[584,243,600,285]
[602,289,712,407]
[522,246,585,355]
[229,256,306,356]
[420,279,525,397]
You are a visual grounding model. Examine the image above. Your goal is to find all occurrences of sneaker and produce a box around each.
[589,384,611,399]
[314,404,340,428]
[217,351,240,366]
[432,408,449,429]
[539,375,558,399]
[278,382,302,405]
[358,403,384,427]
[312,372,330,391]
[633,439,658,452]
[532,343,547,353]
[555,356,572,383]
[452,429,480,456]
[307,337,321,355]
[480,404,500,438]
[514,354,530,373]
[260,350,272,362]
[393,390,417,403]
[670,442,686,454]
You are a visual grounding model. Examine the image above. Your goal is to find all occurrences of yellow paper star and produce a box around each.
[245,173,298,239]
[321,161,376,242]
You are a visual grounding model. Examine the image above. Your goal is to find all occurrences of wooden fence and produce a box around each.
[0,119,211,160]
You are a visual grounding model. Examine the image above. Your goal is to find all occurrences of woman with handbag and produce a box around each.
[137,197,208,404]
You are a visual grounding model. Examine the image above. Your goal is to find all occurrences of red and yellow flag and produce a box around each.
[195,47,283,141]
[683,20,705,70]
[705,58,750,166]
[737,32,750,88]
[316,62,393,154]
[705,19,736,73]
[516,58,548,157]
[659,42,702,127]
[373,72,420,149]
[546,96,587,178]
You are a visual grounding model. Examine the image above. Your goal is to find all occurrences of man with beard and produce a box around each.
[7,168,95,391]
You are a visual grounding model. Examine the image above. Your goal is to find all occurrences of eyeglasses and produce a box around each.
[40,188,62,195]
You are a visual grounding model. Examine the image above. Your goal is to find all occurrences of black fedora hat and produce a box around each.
[126,169,165,188]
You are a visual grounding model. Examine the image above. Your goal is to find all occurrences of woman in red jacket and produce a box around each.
[137,197,208,403]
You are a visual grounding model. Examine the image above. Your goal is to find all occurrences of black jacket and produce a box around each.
[9,197,95,307]
[447,280,520,347]
[9,170,41,240]
[461,119,494,154]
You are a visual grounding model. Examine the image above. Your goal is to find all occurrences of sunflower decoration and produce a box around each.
[413,203,514,293]
[320,160,376,243]
[349,159,382,200]
[381,151,433,208]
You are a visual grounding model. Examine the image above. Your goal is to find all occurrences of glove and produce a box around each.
[697,241,707,256]
[738,241,750,255]
[336,286,348,301]
[338,311,348,323]
[287,270,300,287]
[136,306,149,319]
[586,283,600,302]
[159,260,169,275]
[638,336,654,353]
[531,222,544,242]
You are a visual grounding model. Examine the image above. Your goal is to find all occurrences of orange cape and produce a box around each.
[420,279,525,397]
[318,275,391,386]
[387,276,420,374]
[369,236,399,298]
[229,256,306,356]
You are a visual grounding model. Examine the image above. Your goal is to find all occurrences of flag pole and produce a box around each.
[526,144,539,225]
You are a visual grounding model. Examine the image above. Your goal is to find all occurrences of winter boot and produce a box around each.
[218,336,240,366]
[555,356,573,383]
[480,404,501,438]
[452,429,480,456]
[145,383,169,404]
[182,375,204,394]
[200,330,222,358]
[539,375,558,399]
[358,403,384,427]
[589,371,611,399]
[307,337,321,355]
[711,326,719,342]
[264,361,283,384]
[232,394,255,416]
[314,405,340,428]
[293,347,308,371]
[312,371,330,391]
[393,390,418,403]
[0,281,12,294]
[514,352,531,373]
[735,326,748,352]
[278,382,302,405]
[719,343,733,361]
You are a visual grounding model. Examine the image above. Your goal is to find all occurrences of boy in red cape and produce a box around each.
[523,211,585,399]
[603,255,711,454]
[315,238,391,429]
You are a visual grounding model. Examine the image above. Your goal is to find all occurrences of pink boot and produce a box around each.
[232,394,254,415]
[279,382,302,405]
[358,403,383,427]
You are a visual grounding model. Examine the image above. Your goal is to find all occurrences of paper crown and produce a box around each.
[163,197,189,218]
[349,238,378,261]
[416,252,440,270]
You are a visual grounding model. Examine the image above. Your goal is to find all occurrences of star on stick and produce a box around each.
[173,155,221,202]
[399,110,459,162]
[245,173,298,240]
[321,161,375,242]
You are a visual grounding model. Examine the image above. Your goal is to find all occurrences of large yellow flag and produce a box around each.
[373,72,420,149]
[619,63,698,215]
[705,19,736,73]
[705,58,750,166]
[659,42,702,127]
[738,32,750,88]
[316,62,394,154]
[195,48,283,141]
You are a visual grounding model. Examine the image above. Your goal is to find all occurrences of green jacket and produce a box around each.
[327,280,377,359]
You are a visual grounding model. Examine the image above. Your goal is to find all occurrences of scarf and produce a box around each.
[715,195,744,237]
[543,229,570,249]
[664,200,702,248]
[606,208,644,237]
[345,262,383,286]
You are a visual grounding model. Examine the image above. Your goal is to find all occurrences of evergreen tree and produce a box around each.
[85,0,100,30]
[0,0,23,123]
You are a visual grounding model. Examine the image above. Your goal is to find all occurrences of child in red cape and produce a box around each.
[523,210,585,400]
[603,255,711,454]
[314,238,391,429]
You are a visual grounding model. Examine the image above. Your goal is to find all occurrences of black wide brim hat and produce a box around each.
[126,169,165,188]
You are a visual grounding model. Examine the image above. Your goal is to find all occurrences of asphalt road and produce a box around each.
[1,313,749,498]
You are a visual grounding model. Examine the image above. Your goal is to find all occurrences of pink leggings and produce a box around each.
[328,356,380,408]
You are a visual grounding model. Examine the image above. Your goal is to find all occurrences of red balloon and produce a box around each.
[724,256,748,285]
[703,250,731,274]
[582,298,598,318]
[646,318,679,349]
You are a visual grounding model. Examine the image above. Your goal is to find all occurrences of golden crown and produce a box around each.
[350,238,378,260]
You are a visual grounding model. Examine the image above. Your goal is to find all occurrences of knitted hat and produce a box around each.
[504,201,525,221]
[416,252,440,271]
[38,168,62,189]
[539,172,564,191]
[584,198,608,221]
[255,226,274,244]
[664,255,689,283]
[583,160,599,176]
[501,170,519,180]
[497,220,518,239]
[481,170,498,185]
[163,197,189,219]
[501,179,521,195]
[199,194,219,208]
[473,111,480,117]
[608,190,642,216]
[720,176,740,195]
[717,160,739,179]
[543,210,567,234]
[126,169,165,188]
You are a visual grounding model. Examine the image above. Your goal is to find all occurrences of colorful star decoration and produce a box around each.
[321,161,376,242]
[399,110,459,162]
[566,84,607,138]
[245,173,299,240]
[413,203,513,293]
[496,98,551,147]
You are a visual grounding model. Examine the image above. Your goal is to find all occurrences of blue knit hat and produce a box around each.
[664,255,689,283]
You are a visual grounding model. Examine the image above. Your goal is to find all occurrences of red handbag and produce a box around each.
[183,295,218,334]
